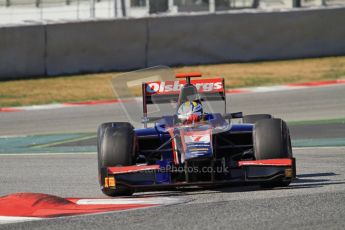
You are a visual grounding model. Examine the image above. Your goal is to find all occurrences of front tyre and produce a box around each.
[97,122,135,196]
[253,118,293,188]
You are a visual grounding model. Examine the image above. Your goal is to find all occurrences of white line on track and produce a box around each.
[0,216,43,224]
[0,152,96,156]
[293,146,345,150]
[0,146,344,156]
[76,197,182,205]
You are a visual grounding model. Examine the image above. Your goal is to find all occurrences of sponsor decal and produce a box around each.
[189,148,209,151]
[184,133,211,143]
[146,78,223,95]
[182,129,213,159]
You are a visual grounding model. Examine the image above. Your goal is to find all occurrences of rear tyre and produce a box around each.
[243,114,272,124]
[253,118,293,188]
[97,122,135,196]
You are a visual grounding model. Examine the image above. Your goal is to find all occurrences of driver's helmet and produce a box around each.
[177,100,203,123]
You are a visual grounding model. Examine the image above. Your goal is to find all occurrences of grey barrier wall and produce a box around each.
[0,25,45,79]
[46,19,147,76]
[1,7,345,79]
[147,8,345,66]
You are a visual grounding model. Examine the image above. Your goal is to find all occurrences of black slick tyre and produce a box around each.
[97,122,135,196]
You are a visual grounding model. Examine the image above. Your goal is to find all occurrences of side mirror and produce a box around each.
[223,112,243,119]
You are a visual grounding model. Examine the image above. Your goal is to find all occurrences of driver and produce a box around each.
[176,100,204,124]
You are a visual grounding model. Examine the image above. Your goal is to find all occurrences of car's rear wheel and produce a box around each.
[243,114,272,124]
[253,118,293,188]
[97,122,135,196]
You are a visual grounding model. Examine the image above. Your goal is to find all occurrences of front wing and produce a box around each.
[101,158,296,191]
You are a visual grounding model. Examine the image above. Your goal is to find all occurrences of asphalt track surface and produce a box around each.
[0,84,344,229]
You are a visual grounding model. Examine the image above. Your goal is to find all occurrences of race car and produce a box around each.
[97,68,296,196]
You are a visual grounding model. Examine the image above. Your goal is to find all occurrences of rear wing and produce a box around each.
[142,78,225,104]
[142,74,226,126]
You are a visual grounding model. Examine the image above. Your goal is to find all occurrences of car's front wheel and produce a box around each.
[253,118,293,188]
[97,122,135,196]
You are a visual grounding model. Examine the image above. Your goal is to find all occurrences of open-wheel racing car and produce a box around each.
[97,67,296,196]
